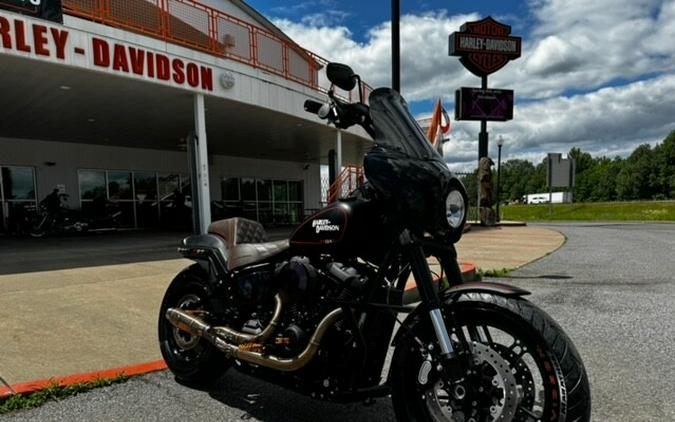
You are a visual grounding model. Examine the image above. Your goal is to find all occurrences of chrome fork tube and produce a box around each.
[402,231,456,358]
[429,308,455,357]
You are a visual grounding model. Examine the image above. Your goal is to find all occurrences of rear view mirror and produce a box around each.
[327,63,357,91]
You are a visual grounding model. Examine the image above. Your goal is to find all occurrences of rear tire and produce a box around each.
[158,265,230,385]
[391,292,591,422]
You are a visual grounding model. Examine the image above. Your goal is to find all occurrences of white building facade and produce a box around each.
[0,0,370,233]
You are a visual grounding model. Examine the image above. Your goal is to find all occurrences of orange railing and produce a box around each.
[327,166,365,203]
[62,0,370,98]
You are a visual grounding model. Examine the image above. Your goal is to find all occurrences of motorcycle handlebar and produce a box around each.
[304,94,375,138]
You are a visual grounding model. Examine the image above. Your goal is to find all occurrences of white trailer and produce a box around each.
[523,192,573,204]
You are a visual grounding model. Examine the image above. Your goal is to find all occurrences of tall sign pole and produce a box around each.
[449,16,521,225]
[449,16,521,162]
[392,0,401,92]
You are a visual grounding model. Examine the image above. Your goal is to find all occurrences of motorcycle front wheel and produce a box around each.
[30,214,51,238]
[158,265,230,385]
[390,292,591,422]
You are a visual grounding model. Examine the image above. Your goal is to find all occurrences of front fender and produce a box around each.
[441,281,530,298]
[392,281,530,345]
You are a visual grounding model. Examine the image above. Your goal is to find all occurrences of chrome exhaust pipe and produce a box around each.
[165,305,343,372]
[166,294,283,346]
[225,308,343,372]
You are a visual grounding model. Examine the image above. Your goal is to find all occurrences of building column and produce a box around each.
[193,93,211,233]
[335,129,343,177]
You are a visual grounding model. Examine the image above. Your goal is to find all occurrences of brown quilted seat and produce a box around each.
[208,217,289,271]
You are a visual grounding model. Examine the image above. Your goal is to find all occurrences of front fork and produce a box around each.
[401,231,468,383]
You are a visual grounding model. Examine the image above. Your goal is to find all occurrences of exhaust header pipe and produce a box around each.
[166,294,282,346]
[165,302,343,372]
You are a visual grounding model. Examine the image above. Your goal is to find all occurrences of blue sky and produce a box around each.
[246,0,675,170]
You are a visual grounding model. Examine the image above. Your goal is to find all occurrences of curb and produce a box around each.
[0,360,167,400]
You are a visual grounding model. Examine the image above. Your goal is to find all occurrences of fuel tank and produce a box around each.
[290,199,387,258]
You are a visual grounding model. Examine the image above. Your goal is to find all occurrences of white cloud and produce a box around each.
[445,74,675,170]
[276,11,481,102]
[275,0,675,169]
[492,0,675,99]
[300,10,351,27]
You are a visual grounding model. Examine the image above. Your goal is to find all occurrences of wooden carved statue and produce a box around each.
[478,157,496,225]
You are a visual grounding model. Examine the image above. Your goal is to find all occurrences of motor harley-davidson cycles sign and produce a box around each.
[449,16,521,77]
[0,0,62,23]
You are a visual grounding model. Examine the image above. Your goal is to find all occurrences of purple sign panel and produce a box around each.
[455,87,514,122]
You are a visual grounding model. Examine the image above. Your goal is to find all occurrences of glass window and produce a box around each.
[1,167,35,200]
[257,201,272,225]
[288,203,303,224]
[288,181,303,202]
[180,174,191,195]
[242,201,257,220]
[273,202,288,223]
[241,178,256,201]
[273,180,288,202]
[107,171,132,200]
[158,174,179,201]
[256,179,272,201]
[134,172,157,201]
[221,178,239,201]
[79,170,106,200]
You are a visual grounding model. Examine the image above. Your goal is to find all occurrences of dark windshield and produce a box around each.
[368,88,442,160]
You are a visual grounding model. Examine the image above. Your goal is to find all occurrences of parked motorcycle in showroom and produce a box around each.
[158,63,591,421]
[30,192,121,237]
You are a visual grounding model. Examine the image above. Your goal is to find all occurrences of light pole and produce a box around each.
[496,135,504,222]
[392,0,400,92]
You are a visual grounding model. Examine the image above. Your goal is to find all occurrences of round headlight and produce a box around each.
[446,190,465,229]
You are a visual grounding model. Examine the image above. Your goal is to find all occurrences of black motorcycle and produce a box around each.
[30,193,121,237]
[158,63,591,421]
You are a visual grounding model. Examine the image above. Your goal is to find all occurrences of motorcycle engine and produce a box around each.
[271,257,368,356]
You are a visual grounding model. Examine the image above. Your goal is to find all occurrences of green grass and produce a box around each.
[478,268,512,278]
[0,375,128,415]
[501,201,675,222]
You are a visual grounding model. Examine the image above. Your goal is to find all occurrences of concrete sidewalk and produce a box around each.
[0,225,564,387]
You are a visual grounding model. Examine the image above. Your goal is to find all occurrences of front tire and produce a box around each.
[158,265,230,385]
[30,215,50,238]
[391,293,591,422]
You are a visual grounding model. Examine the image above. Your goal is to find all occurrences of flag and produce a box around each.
[426,98,452,155]
[440,105,451,134]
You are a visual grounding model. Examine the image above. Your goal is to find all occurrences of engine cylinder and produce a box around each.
[275,257,317,304]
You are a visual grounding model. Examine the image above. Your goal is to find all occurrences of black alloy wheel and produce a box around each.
[158,265,230,385]
[390,293,591,422]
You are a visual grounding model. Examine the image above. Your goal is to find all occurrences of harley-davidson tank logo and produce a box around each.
[312,219,340,233]
[449,16,521,77]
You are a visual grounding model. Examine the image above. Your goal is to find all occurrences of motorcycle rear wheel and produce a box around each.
[158,265,230,385]
[390,292,591,422]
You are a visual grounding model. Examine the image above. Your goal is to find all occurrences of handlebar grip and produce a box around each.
[304,100,323,114]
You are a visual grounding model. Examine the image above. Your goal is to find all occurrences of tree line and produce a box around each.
[459,130,675,204]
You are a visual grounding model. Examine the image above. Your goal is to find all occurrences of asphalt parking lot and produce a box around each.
[0,228,292,275]
[2,223,674,421]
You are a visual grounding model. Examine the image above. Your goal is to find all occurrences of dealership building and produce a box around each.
[0,0,371,234]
